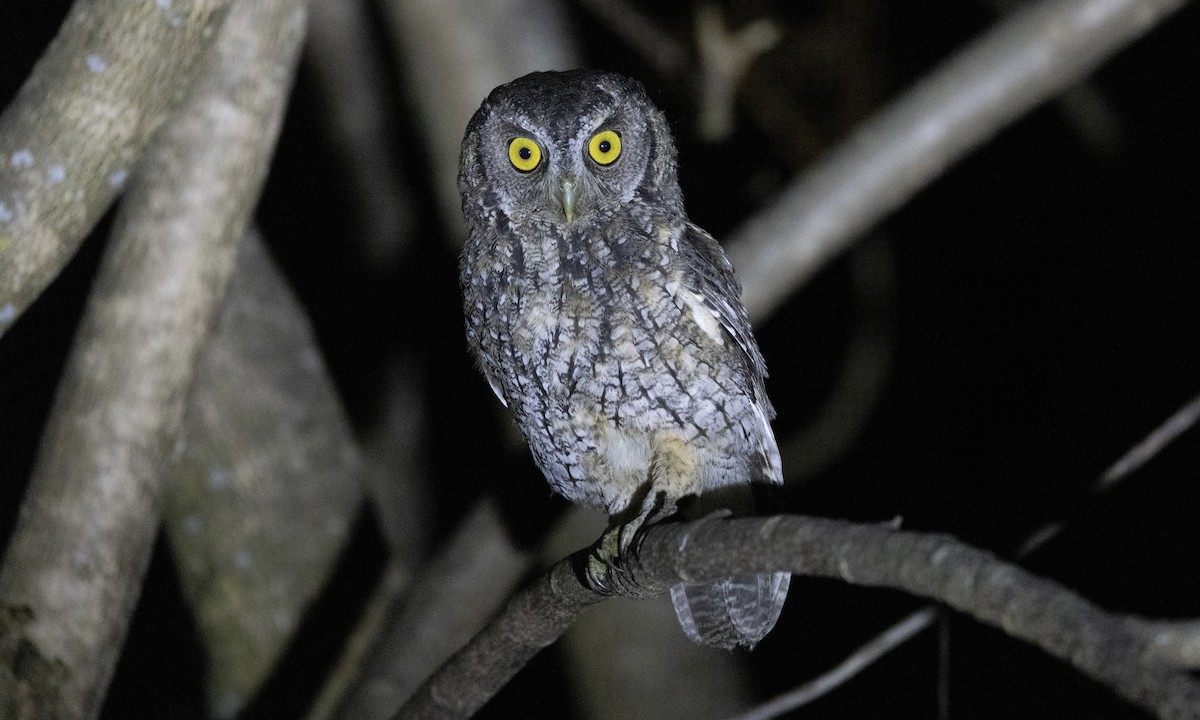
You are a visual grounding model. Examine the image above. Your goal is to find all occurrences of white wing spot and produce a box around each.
[682,290,724,345]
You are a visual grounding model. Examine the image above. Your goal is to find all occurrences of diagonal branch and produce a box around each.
[0,1,306,717]
[0,0,234,337]
[725,0,1191,320]
[396,515,1200,720]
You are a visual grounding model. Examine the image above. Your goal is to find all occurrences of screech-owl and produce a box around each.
[459,70,788,650]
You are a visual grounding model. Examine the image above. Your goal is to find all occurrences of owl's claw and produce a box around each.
[585,525,624,594]
[585,490,674,595]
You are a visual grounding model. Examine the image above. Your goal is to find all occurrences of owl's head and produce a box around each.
[459,70,683,228]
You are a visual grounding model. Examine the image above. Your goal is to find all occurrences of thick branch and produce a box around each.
[726,0,1190,319]
[1136,620,1200,670]
[164,230,363,716]
[397,516,1200,720]
[0,0,232,336]
[0,1,305,717]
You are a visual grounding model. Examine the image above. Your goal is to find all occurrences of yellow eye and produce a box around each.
[588,130,621,165]
[508,137,542,172]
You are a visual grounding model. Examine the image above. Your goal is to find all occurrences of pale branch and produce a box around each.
[1137,620,1200,670]
[984,0,1125,157]
[0,1,306,717]
[321,5,579,716]
[378,0,580,236]
[694,5,781,142]
[306,0,414,264]
[332,500,534,720]
[1100,392,1200,489]
[396,515,1200,720]
[164,230,364,717]
[725,0,1191,320]
[0,0,233,337]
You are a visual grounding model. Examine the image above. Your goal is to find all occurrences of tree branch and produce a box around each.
[332,499,533,720]
[1137,620,1200,670]
[396,515,1200,720]
[164,230,363,717]
[0,0,233,337]
[725,0,1191,320]
[0,1,305,717]
[305,0,414,264]
[729,607,939,720]
[378,0,579,235]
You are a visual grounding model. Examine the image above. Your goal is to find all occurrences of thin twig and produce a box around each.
[728,607,939,720]
[1100,392,1200,489]
[751,388,1200,719]
[1017,390,1200,556]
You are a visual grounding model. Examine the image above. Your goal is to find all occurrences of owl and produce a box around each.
[458,70,788,650]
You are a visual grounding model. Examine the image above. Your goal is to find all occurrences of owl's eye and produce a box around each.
[587,130,621,166]
[508,137,542,172]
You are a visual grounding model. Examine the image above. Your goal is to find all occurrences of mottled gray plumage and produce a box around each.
[458,70,788,650]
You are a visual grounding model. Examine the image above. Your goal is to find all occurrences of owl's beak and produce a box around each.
[558,178,578,222]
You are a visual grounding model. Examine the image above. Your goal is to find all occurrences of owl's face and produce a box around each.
[459,70,682,228]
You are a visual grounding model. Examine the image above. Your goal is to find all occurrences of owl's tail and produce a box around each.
[669,571,790,650]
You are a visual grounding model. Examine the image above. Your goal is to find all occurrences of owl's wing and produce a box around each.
[680,222,775,418]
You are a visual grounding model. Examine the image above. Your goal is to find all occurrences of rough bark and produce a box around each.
[0,0,232,336]
[398,516,1200,720]
[0,0,306,717]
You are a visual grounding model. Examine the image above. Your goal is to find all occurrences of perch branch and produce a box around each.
[396,515,1200,720]
[725,0,1190,320]
[756,387,1200,718]
[0,1,305,717]
[0,0,233,337]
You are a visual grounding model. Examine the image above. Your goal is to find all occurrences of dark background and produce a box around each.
[1,1,1197,718]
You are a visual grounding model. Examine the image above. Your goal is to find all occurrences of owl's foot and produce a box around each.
[584,526,624,595]
[585,490,673,596]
